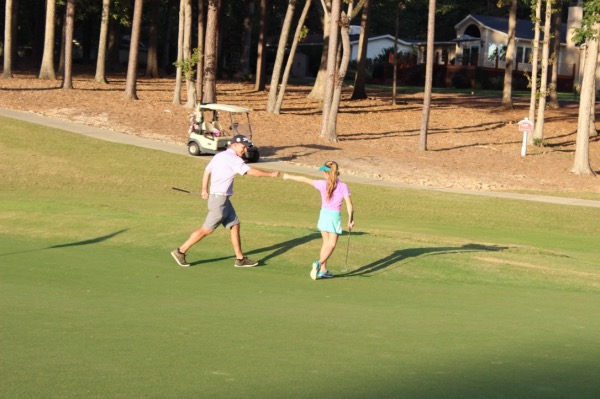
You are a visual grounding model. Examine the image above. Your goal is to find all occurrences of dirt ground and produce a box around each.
[1,72,598,194]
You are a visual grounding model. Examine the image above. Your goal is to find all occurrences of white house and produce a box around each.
[349,34,417,61]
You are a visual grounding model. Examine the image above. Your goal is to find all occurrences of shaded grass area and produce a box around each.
[1,117,600,398]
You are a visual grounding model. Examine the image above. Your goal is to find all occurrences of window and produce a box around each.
[462,47,471,65]
[461,45,479,66]
[487,44,507,61]
[516,46,532,63]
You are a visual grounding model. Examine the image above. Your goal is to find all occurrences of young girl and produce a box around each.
[283,161,354,280]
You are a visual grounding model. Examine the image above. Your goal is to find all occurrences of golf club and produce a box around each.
[172,187,201,196]
[342,229,351,272]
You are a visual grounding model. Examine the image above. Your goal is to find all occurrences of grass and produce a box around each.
[342,79,583,101]
[2,116,600,398]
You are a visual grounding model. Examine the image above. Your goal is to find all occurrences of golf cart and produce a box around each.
[187,103,260,163]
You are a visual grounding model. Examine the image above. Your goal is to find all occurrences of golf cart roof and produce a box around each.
[197,103,252,113]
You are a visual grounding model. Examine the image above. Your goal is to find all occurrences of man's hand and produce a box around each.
[271,171,280,178]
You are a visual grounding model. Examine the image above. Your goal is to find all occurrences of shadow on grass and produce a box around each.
[190,232,325,266]
[0,229,129,256]
[338,243,509,277]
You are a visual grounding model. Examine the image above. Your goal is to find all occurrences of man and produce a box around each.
[171,135,279,267]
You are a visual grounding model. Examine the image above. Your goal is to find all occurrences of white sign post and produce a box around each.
[517,117,534,157]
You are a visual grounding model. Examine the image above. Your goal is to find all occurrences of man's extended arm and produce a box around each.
[246,168,280,178]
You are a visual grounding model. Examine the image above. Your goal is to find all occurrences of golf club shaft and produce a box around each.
[172,187,200,195]
[343,230,351,271]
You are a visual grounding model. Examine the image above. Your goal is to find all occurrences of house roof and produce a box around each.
[456,14,568,44]
[349,34,416,47]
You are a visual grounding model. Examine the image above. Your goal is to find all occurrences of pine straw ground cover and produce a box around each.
[0,70,598,196]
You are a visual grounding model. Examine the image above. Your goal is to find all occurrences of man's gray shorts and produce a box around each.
[203,195,240,230]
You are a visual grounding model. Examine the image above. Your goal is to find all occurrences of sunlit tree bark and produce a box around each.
[419,0,436,151]
[183,0,196,107]
[274,0,311,114]
[527,0,542,139]
[94,0,111,83]
[267,0,297,113]
[309,0,366,101]
[61,0,76,90]
[2,0,14,78]
[532,0,553,143]
[324,2,353,141]
[202,0,219,104]
[173,0,185,104]
[196,0,205,97]
[319,0,340,138]
[124,0,144,99]
[572,24,599,175]
[39,0,57,80]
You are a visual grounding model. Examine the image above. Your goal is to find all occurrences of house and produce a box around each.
[349,34,416,61]
[271,5,598,87]
[452,5,598,86]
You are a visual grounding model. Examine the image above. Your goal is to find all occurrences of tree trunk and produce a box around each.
[124,0,144,100]
[548,10,561,109]
[590,76,598,137]
[145,0,160,78]
[307,0,331,101]
[39,0,57,80]
[501,0,517,109]
[58,13,65,75]
[325,3,353,142]
[3,0,14,78]
[392,1,399,105]
[571,24,599,175]
[254,0,268,91]
[266,0,297,113]
[306,0,365,101]
[173,0,185,104]
[274,0,311,114]
[107,16,120,72]
[528,0,542,133]
[532,0,552,143]
[61,0,76,90]
[215,0,223,85]
[350,0,370,100]
[184,0,196,107]
[239,1,254,76]
[94,0,110,83]
[196,0,205,98]
[202,0,219,104]
[419,0,436,151]
[320,0,340,138]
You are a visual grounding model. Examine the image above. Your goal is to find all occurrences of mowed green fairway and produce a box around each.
[1,116,600,399]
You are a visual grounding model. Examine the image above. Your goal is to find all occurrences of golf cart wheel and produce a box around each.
[244,149,260,163]
[188,142,201,156]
